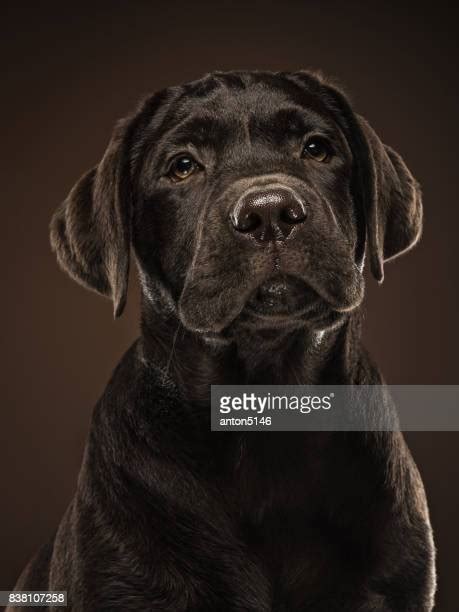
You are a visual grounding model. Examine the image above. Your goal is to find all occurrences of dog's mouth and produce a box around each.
[243,274,321,319]
[178,238,364,335]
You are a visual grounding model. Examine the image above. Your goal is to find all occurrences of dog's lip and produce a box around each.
[241,309,311,329]
[244,299,320,320]
[237,302,332,333]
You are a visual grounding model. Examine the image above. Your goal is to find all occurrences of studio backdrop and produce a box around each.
[1,2,458,611]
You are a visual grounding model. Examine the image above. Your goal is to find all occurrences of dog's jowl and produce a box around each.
[11,71,436,611]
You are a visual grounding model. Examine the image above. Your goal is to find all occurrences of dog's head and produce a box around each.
[50,71,422,338]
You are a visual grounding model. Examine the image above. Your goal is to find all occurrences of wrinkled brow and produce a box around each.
[255,107,337,138]
[165,114,230,147]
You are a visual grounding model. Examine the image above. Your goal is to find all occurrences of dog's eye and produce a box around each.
[168,155,197,181]
[302,138,331,163]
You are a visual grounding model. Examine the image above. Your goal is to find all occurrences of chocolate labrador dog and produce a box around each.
[12,71,436,611]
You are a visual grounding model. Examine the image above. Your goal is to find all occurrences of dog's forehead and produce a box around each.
[154,72,337,142]
[180,73,309,111]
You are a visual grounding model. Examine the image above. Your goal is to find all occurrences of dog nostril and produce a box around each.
[230,186,306,241]
[280,206,307,225]
[232,211,261,233]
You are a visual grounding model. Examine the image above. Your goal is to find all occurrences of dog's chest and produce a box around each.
[224,433,342,566]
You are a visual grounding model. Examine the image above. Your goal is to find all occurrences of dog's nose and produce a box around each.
[230,187,306,242]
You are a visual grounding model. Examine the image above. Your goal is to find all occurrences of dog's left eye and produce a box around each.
[168,155,198,181]
[302,137,331,163]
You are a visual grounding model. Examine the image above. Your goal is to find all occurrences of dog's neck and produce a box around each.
[139,296,363,404]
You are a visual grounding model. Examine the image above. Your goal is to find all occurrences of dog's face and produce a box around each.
[51,71,422,339]
[134,74,363,336]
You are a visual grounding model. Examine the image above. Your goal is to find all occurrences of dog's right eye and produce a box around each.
[168,155,198,181]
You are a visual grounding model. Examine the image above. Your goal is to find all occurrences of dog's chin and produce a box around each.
[231,274,347,333]
[244,274,319,316]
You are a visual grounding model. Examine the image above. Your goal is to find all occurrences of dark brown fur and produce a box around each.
[11,71,435,611]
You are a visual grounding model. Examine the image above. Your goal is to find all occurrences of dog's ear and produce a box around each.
[50,116,135,318]
[354,115,422,282]
[317,79,422,282]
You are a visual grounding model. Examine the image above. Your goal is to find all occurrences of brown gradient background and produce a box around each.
[1,1,458,610]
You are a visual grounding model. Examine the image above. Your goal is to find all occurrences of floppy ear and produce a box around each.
[316,78,422,282]
[355,115,423,282]
[50,117,134,318]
